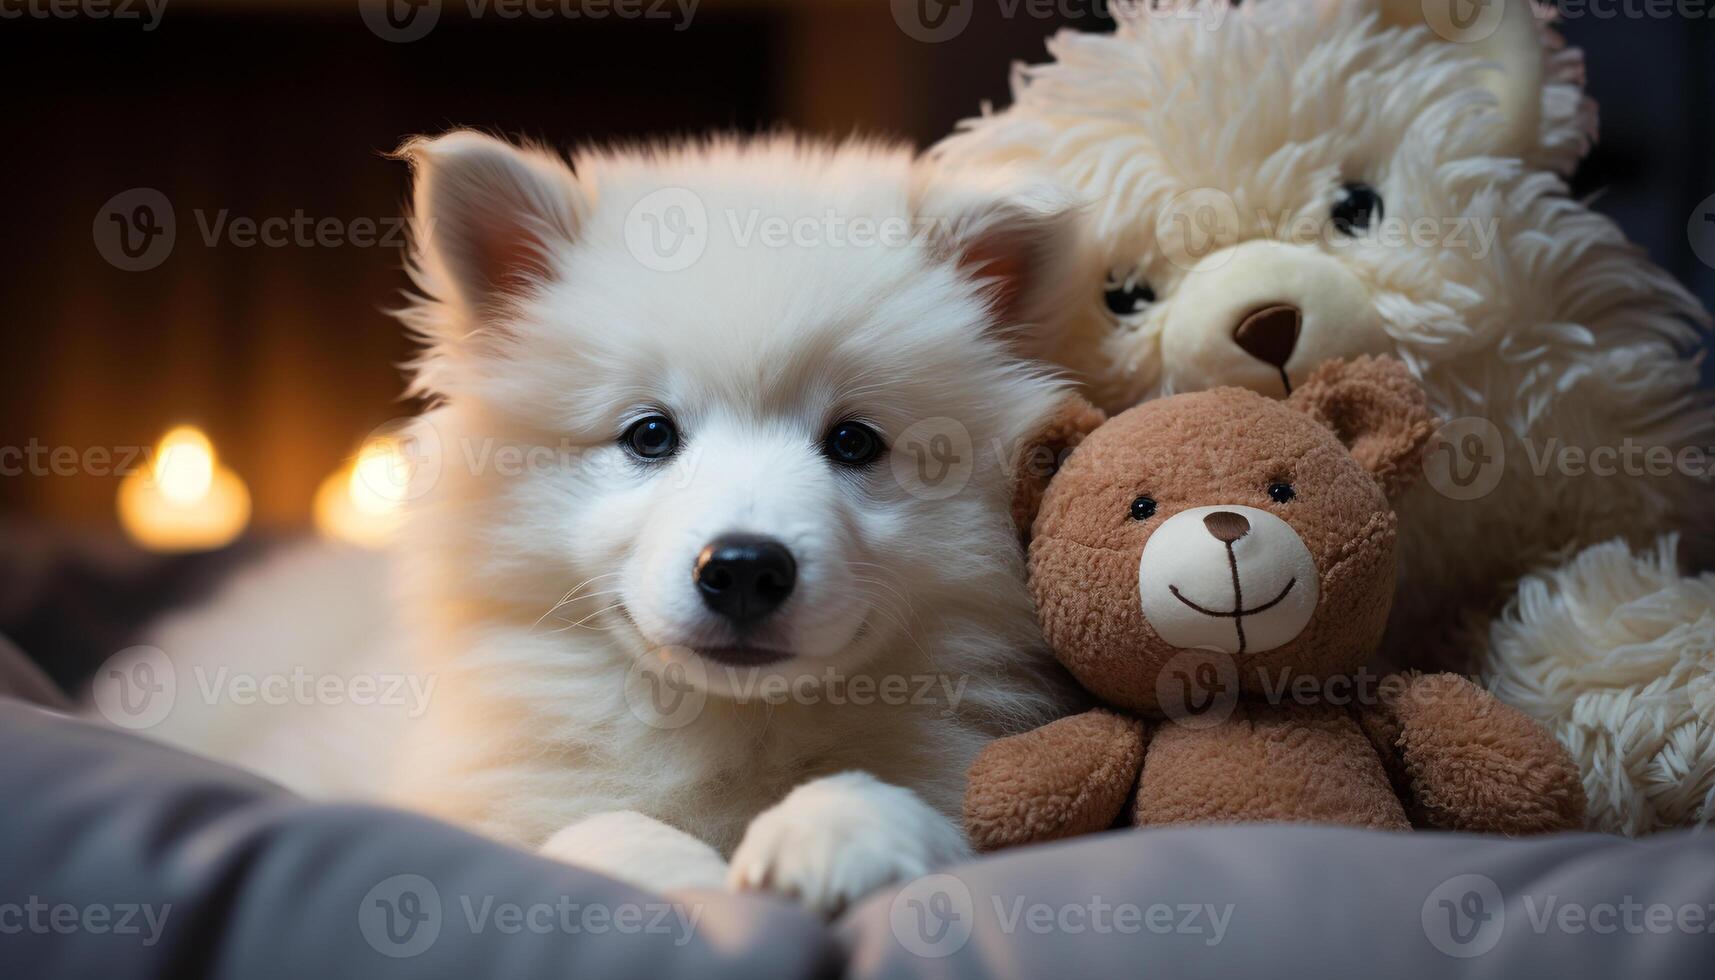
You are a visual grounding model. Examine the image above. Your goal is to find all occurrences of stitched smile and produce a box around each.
[1169,578,1297,619]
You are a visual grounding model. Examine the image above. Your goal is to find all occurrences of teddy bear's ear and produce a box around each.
[911,162,1086,346]
[1287,356,1438,499]
[1011,394,1107,542]
[1371,0,1588,172]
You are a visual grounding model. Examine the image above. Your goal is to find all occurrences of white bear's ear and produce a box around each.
[1288,356,1438,499]
[1373,0,1549,161]
[912,164,1086,344]
[395,130,585,324]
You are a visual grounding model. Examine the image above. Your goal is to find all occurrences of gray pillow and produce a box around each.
[0,697,835,980]
[839,822,1715,979]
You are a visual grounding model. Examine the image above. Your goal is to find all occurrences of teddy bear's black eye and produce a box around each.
[1331,182,1383,235]
[1130,495,1158,520]
[1268,482,1297,503]
[1103,275,1156,316]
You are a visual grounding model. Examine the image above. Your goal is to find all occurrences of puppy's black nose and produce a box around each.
[694,534,796,626]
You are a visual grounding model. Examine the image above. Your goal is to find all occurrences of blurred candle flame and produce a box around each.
[315,436,410,548]
[119,426,250,552]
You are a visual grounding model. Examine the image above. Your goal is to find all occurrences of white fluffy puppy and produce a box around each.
[364,132,1082,911]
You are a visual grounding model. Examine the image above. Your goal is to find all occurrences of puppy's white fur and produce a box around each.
[137,134,1080,910]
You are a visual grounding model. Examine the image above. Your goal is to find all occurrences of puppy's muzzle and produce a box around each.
[693,533,796,628]
[1137,505,1319,655]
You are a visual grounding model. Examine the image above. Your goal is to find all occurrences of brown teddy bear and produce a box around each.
[967,357,1586,850]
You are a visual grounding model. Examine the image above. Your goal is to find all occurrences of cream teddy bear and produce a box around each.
[933,0,1713,834]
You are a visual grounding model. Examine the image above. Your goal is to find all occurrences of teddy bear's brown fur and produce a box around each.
[967,357,1586,850]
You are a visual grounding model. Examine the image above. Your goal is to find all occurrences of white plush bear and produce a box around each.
[933,0,1714,834]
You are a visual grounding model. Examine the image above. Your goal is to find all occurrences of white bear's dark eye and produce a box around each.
[1268,482,1297,503]
[1130,495,1158,521]
[1332,182,1383,235]
[1104,275,1156,316]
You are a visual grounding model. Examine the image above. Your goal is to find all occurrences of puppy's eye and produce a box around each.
[1130,496,1158,521]
[823,420,885,467]
[1103,275,1156,316]
[1268,482,1297,503]
[622,415,678,460]
[1331,182,1383,235]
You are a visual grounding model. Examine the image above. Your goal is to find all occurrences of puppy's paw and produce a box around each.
[728,772,971,915]
[540,810,728,893]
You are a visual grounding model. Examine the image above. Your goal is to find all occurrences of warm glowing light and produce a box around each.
[152,425,215,504]
[119,426,250,552]
[315,436,411,548]
[350,439,411,515]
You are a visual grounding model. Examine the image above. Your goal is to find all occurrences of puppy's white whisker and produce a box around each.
[546,603,628,634]
[530,573,625,631]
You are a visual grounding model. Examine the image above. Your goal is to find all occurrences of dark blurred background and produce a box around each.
[0,1,1711,684]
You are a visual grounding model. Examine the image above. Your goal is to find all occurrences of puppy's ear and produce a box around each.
[394,130,584,324]
[1012,394,1107,543]
[912,164,1085,343]
[1288,356,1438,499]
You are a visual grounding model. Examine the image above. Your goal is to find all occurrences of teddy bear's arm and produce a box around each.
[1356,672,1586,834]
[963,708,1147,852]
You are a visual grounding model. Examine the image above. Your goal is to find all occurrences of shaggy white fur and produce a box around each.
[932,0,1714,832]
[1489,535,1715,835]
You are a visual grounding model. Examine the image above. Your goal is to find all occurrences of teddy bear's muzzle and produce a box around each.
[1137,505,1320,656]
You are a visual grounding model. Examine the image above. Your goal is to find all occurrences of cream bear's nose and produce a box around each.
[1232,305,1301,370]
[1158,241,1384,397]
